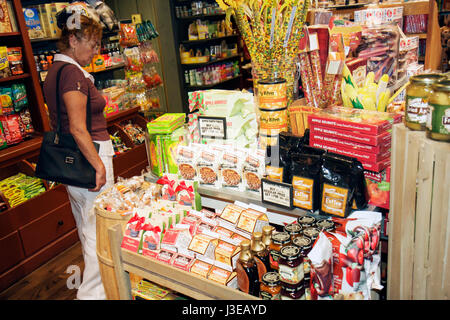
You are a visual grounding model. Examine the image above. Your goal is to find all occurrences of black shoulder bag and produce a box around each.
[35,63,99,189]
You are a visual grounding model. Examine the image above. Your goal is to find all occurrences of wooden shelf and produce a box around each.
[105,106,142,125]
[91,63,125,74]
[186,74,241,89]
[182,34,239,45]
[0,73,30,84]
[0,31,21,37]
[0,136,43,170]
[181,54,241,67]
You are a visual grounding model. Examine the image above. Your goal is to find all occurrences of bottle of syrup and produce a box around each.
[236,240,260,297]
[251,232,271,279]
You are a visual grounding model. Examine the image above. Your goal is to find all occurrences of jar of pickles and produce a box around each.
[427,80,450,142]
[405,74,446,131]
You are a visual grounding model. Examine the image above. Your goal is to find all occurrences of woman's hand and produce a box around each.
[89,164,106,192]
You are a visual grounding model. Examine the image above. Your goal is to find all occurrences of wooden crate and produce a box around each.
[388,124,450,300]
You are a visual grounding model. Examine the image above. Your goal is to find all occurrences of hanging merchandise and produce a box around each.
[83,0,119,31]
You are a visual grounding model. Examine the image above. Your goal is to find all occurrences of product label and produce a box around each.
[188,234,215,256]
[279,262,304,285]
[265,166,284,182]
[261,179,293,209]
[190,260,212,278]
[260,291,281,300]
[406,96,429,124]
[292,176,314,210]
[198,116,227,140]
[219,204,244,225]
[259,109,288,130]
[429,103,450,135]
[321,184,349,217]
[236,209,268,234]
[257,82,287,110]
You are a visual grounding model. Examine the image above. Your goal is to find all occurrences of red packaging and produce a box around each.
[0,114,23,145]
[310,139,391,164]
[309,114,392,135]
[156,249,177,264]
[311,132,391,154]
[364,167,390,210]
[310,125,391,146]
[359,157,391,173]
[171,253,195,271]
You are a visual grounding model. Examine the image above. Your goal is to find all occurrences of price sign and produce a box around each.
[261,178,293,210]
[198,116,227,140]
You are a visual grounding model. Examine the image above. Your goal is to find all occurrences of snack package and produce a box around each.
[176,144,197,181]
[195,146,221,188]
[156,174,178,201]
[0,114,23,145]
[0,0,13,33]
[0,46,11,79]
[11,83,28,112]
[7,47,24,75]
[242,148,265,194]
[121,213,146,253]
[309,232,334,300]
[364,167,390,210]
[0,86,14,114]
[0,121,7,149]
[219,147,244,191]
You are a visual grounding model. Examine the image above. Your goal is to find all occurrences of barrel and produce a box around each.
[95,196,130,300]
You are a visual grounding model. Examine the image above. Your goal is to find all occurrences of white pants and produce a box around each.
[66,140,115,300]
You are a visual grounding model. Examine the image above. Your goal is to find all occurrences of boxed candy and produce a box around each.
[190,259,213,278]
[160,225,192,252]
[171,252,196,272]
[188,232,219,261]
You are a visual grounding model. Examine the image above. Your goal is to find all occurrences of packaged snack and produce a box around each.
[235,207,269,236]
[0,46,11,78]
[310,125,391,147]
[207,265,237,288]
[11,83,28,112]
[218,203,246,230]
[242,149,265,194]
[195,146,221,188]
[0,120,7,149]
[121,213,146,253]
[161,226,192,252]
[23,7,45,39]
[308,232,334,300]
[7,47,24,75]
[188,233,218,260]
[0,86,14,114]
[190,259,213,278]
[156,174,178,201]
[148,133,164,177]
[219,148,244,191]
[214,238,241,269]
[364,167,390,210]
[0,114,23,145]
[141,222,162,255]
[176,144,197,181]
[172,252,195,271]
[0,0,13,33]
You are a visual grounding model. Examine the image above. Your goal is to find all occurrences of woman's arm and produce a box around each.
[63,90,106,192]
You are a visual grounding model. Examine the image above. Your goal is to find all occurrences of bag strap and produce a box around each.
[55,63,92,134]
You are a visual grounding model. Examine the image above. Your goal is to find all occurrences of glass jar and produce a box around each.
[427,80,450,142]
[315,218,336,232]
[303,227,320,242]
[281,281,305,300]
[269,231,291,271]
[283,223,302,241]
[260,272,281,300]
[406,74,446,131]
[278,245,304,285]
[293,236,312,294]
[297,215,316,228]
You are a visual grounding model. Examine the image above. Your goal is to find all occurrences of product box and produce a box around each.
[82,62,93,73]
[0,0,13,33]
[149,134,164,177]
[147,113,185,135]
[310,132,391,154]
[310,140,391,164]
[190,259,213,278]
[360,157,391,173]
[188,233,218,260]
[171,252,196,271]
[235,208,270,235]
[160,227,192,252]
[122,226,144,253]
[214,238,241,269]
[217,203,246,230]
[207,265,238,288]
[310,125,392,147]
[156,249,177,264]
[23,7,45,39]
[213,226,235,238]
[92,54,105,72]
[365,167,390,210]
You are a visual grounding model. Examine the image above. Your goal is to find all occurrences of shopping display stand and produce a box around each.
[388,123,450,299]
[107,223,258,300]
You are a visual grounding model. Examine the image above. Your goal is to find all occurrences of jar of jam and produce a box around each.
[260,272,281,300]
[315,218,335,232]
[297,215,316,228]
[281,281,305,300]
[278,245,303,285]
[303,227,320,242]
[283,223,302,240]
[293,236,312,294]
[269,231,291,271]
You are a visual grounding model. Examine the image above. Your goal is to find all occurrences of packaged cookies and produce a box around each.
[220,147,244,191]
[195,145,221,188]
[176,144,197,181]
[7,47,24,75]
[0,47,11,78]
[243,148,265,194]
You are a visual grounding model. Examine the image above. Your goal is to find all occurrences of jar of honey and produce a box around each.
[260,272,281,300]
[269,231,291,271]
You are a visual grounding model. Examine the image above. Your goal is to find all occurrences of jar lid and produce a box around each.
[284,223,302,235]
[272,232,291,245]
[258,78,287,85]
[280,245,300,260]
[315,219,335,231]
[297,215,316,225]
[293,236,312,249]
[303,227,320,239]
[433,80,450,92]
[410,74,446,85]
[262,272,280,286]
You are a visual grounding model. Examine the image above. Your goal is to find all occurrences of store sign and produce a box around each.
[198,116,227,140]
[261,178,293,210]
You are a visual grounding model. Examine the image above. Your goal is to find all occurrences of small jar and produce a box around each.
[283,223,302,241]
[303,227,320,242]
[315,218,336,232]
[281,281,305,300]
[427,80,450,142]
[278,245,304,285]
[297,215,316,228]
[269,231,291,271]
[260,272,281,300]
[293,236,312,291]
[406,74,446,131]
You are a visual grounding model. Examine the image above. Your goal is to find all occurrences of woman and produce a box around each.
[43,12,114,300]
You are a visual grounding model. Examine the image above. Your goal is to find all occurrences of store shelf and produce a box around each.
[0,135,43,170]
[0,31,21,37]
[186,74,242,89]
[406,33,427,39]
[0,73,30,84]
[177,13,225,20]
[105,106,142,124]
[181,34,239,45]
[181,54,241,67]
[107,223,259,300]
[91,63,125,74]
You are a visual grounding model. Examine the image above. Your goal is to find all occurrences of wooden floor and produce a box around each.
[0,242,84,300]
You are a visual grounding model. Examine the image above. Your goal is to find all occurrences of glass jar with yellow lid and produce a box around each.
[405,74,446,131]
[427,80,450,142]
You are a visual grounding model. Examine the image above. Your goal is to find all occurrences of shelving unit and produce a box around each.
[169,0,244,113]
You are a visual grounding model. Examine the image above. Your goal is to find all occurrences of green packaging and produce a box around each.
[161,126,188,174]
[149,134,164,177]
[147,113,185,135]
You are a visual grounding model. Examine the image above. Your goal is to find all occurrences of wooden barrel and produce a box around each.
[95,200,130,300]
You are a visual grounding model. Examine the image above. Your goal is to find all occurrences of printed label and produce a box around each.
[259,109,288,129]
[429,103,450,135]
[265,166,284,182]
[321,184,349,217]
[279,262,304,285]
[406,96,429,124]
[258,82,287,110]
[198,116,227,139]
[261,179,292,208]
[292,176,314,210]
